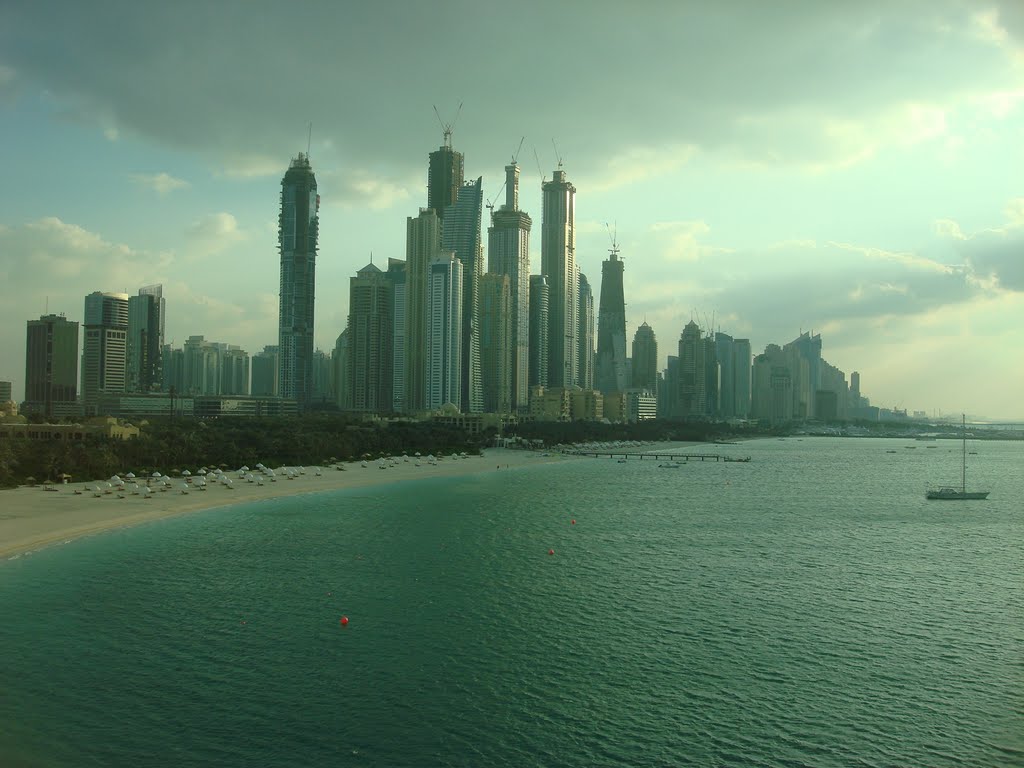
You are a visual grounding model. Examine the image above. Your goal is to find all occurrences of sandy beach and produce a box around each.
[0,448,575,560]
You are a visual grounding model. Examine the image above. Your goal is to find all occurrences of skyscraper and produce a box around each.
[596,243,627,394]
[578,273,594,390]
[528,274,549,388]
[480,272,512,414]
[82,291,129,414]
[251,346,279,396]
[541,169,577,388]
[425,252,463,410]
[442,177,484,413]
[24,313,79,418]
[487,161,532,412]
[677,320,706,419]
[347,262,393,413]
[428,135,464,223]
[127,284,164,393]
[386,258,407,414]
[631,322,657,392]
[278,152,319,407]
[733,338,751,418]
[405,209,442,412]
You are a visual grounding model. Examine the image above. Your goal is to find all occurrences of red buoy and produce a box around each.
[548,549,554,555]
[340,615,349,626]
[571,519,576,525]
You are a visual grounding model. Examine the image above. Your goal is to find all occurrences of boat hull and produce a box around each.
[925,489,990,500]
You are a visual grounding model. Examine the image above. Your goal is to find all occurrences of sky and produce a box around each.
[0,0,1022,420]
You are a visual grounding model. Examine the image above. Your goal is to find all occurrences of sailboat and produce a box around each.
[925,415,989,500]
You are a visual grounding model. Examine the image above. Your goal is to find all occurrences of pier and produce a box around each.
[570,451,750,463]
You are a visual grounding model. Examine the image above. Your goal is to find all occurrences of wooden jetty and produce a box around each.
[570,451,750,463]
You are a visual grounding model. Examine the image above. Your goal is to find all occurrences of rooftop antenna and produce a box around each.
[432,101,463,149]
[552,138,563,169]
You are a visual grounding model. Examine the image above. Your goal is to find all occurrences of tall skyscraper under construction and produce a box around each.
[541,168,577,388]
[443,177,483,412]
[487,161,532,412]
[596,240,627,394]
[278,152,319,407]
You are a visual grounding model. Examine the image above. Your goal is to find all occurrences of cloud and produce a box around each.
[2,1,1021,180]
[318,168,415,211]
[130,171,190,194]
[184,212,245,257]
[938,199,1024,291]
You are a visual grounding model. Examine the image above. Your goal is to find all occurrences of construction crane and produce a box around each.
[533,147,546,185]
[486,137,526,219]
[433,102,463,149]
[552,138,563,169]
[605,222,620,258]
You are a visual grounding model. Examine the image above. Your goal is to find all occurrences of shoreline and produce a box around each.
[0,448,575,561]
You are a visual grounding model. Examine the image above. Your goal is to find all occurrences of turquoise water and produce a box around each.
[1,438,1021,767]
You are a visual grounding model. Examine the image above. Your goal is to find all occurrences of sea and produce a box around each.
[1,437,1021,768]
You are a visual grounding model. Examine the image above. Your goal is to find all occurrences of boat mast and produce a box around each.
[961,413,967,493]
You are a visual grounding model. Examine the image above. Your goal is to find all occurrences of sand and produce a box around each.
[0,448,575,560]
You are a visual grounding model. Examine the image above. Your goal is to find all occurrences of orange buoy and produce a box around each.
[340,615,349,626]
[548,549,554,555]
[571,519,576,525]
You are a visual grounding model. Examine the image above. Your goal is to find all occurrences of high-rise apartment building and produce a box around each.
[677,320,706,419]
[479,272,512,414]
[127,284,164,393]
[386,258,407,413]
[82,291,129,414]
[346,262,393,413]
[0,381,11,404]
[528,274,549,388]
[442,177,483,413]
[487,161,532,412]
[278,152,319,407]
[596,244,627,394]
[578,273,594,390]
[733,338,752,419]
[251,346,279,396]
[334,330,349,410]
[425,253,463,410]
[24,314,79,418]
[405,209,442,412]
[220,347,250,395]
[631,322,657,392]
[784,332,822,419]
[541,169,577,388]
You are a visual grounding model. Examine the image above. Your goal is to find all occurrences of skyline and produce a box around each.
[1,2,1022,418]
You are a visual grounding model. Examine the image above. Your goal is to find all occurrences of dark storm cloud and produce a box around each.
[1,0,1019,177]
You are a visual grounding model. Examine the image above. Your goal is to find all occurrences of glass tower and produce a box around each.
[277,153,319,406]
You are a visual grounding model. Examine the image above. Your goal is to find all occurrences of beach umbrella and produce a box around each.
[151,471,160,478]
[183,469,192,477]
[241,465,249,472]
[126,472,136,479]
[198,468,207,476]
[109,475,121,483]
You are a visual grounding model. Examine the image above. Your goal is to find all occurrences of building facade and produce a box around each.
[487,162,532,413]
[541,169,578,388]
[405,209,442,412]
[578,272,594,391]
[596,245,627,394]
[127,284,164,394]
[251,346,279,396]
[631,322,657,393]
[425,253,463,411]
[277,152,319,407]
[24,314,80,418]
[442,177,484,413]
[528,274,549,388]
[346,262,393,413]
[479,272,512,414]
[82,291,129,415]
